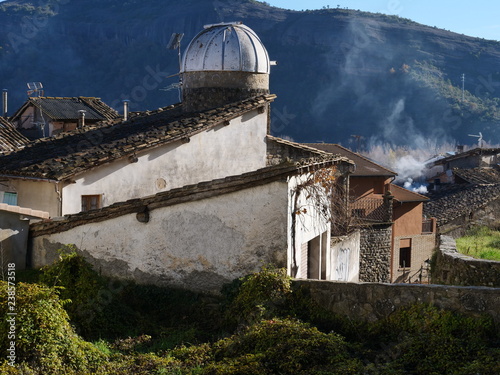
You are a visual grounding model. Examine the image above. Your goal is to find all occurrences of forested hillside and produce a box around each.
[1,0,500,147]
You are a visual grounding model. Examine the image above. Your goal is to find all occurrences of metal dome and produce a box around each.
[181,22,270,74]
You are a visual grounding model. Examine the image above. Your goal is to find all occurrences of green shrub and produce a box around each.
[370,304,496,374]
[39,245,109,337]
[0,281,105,374]
[225,266,292,327]
[200,318,363,374]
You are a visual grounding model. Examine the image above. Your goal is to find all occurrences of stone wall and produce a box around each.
[359,223,392,282]
[293,279,500,331]
[432,236,500,287]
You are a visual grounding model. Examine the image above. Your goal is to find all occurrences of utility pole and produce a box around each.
[461,73,465,102]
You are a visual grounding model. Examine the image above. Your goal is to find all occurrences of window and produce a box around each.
[2,192,18,206]
[399,247,412,268]
[81,195,102,212]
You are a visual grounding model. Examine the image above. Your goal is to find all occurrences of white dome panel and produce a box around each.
[181,22,270,74]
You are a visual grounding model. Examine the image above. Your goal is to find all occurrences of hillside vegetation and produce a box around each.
[1,251,499,374]
[456,226,500,260]
[1,0,500,146]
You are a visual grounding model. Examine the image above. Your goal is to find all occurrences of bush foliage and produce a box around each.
[3,257,499,374]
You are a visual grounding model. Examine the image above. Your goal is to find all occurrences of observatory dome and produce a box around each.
[181,22,270,74]
[180,22,271,112]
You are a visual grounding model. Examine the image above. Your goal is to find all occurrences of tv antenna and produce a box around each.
[27,82,44,97]
[468,132,483,148]
[167,32,184,101]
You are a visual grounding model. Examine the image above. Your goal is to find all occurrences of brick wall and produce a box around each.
[392,233,436,283]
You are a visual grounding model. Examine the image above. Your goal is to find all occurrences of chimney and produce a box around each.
[2,89,7,117]
[123,100,130,121]
[456,144,464,153]
[78,110,86,128]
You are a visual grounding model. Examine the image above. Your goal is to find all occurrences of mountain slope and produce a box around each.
[1,0,500,147]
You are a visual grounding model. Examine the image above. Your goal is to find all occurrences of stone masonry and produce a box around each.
[359,223,392,282]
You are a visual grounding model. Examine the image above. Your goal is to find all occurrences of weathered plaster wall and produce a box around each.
[7,180,60,217]
[330,231,360,282]
[432,236,500,288]
[294,279,500,331]
[32,181,289,293]
[62,109,269,215]
[359,224,392,282]
[392,233,436,283]
[0,211,29,269]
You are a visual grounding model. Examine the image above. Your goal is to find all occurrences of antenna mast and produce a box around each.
[468,132,483,148]
[167,33,184,102]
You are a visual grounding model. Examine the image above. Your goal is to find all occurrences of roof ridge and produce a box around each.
[390,183,429,201]
[304,142,398,176]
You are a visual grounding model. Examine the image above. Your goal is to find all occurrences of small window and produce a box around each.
[399,247,412,268]
[2,192,18,206]
[81,195,102,212]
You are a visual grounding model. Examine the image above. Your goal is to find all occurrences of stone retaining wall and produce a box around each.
[432,235,500,287]
[293,279,500,330]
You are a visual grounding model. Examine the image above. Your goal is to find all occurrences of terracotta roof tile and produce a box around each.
[0,116,30,153]
[424,183,500,226]
[0,95,276,181]
[432,147,500,165]
[453,167,500,185]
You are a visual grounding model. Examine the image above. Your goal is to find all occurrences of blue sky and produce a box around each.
[266,0,500,41]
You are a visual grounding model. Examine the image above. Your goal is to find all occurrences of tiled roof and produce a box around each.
[0,116,30,153]
[30,156,351,237]
[389,183,429,203]
[424,183,500,226]
[0,95,276,181]
[11,97,120,122]
[303,143,397,177]
[0,203,49,219]
[453,167,500,185]
[431,147,500,165]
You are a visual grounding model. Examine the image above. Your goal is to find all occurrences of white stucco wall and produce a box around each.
[33,180,289,293]
[61,108,269,215]
[287,173,332,280]
[330,231,360,282]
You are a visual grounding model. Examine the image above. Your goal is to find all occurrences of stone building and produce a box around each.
[1,22,355,292]
[306,143,436,283]
[424,147,500,237]
[9,96,119,139]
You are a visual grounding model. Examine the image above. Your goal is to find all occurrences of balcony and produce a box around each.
[350,196,391,223]
[422,218,436,234]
